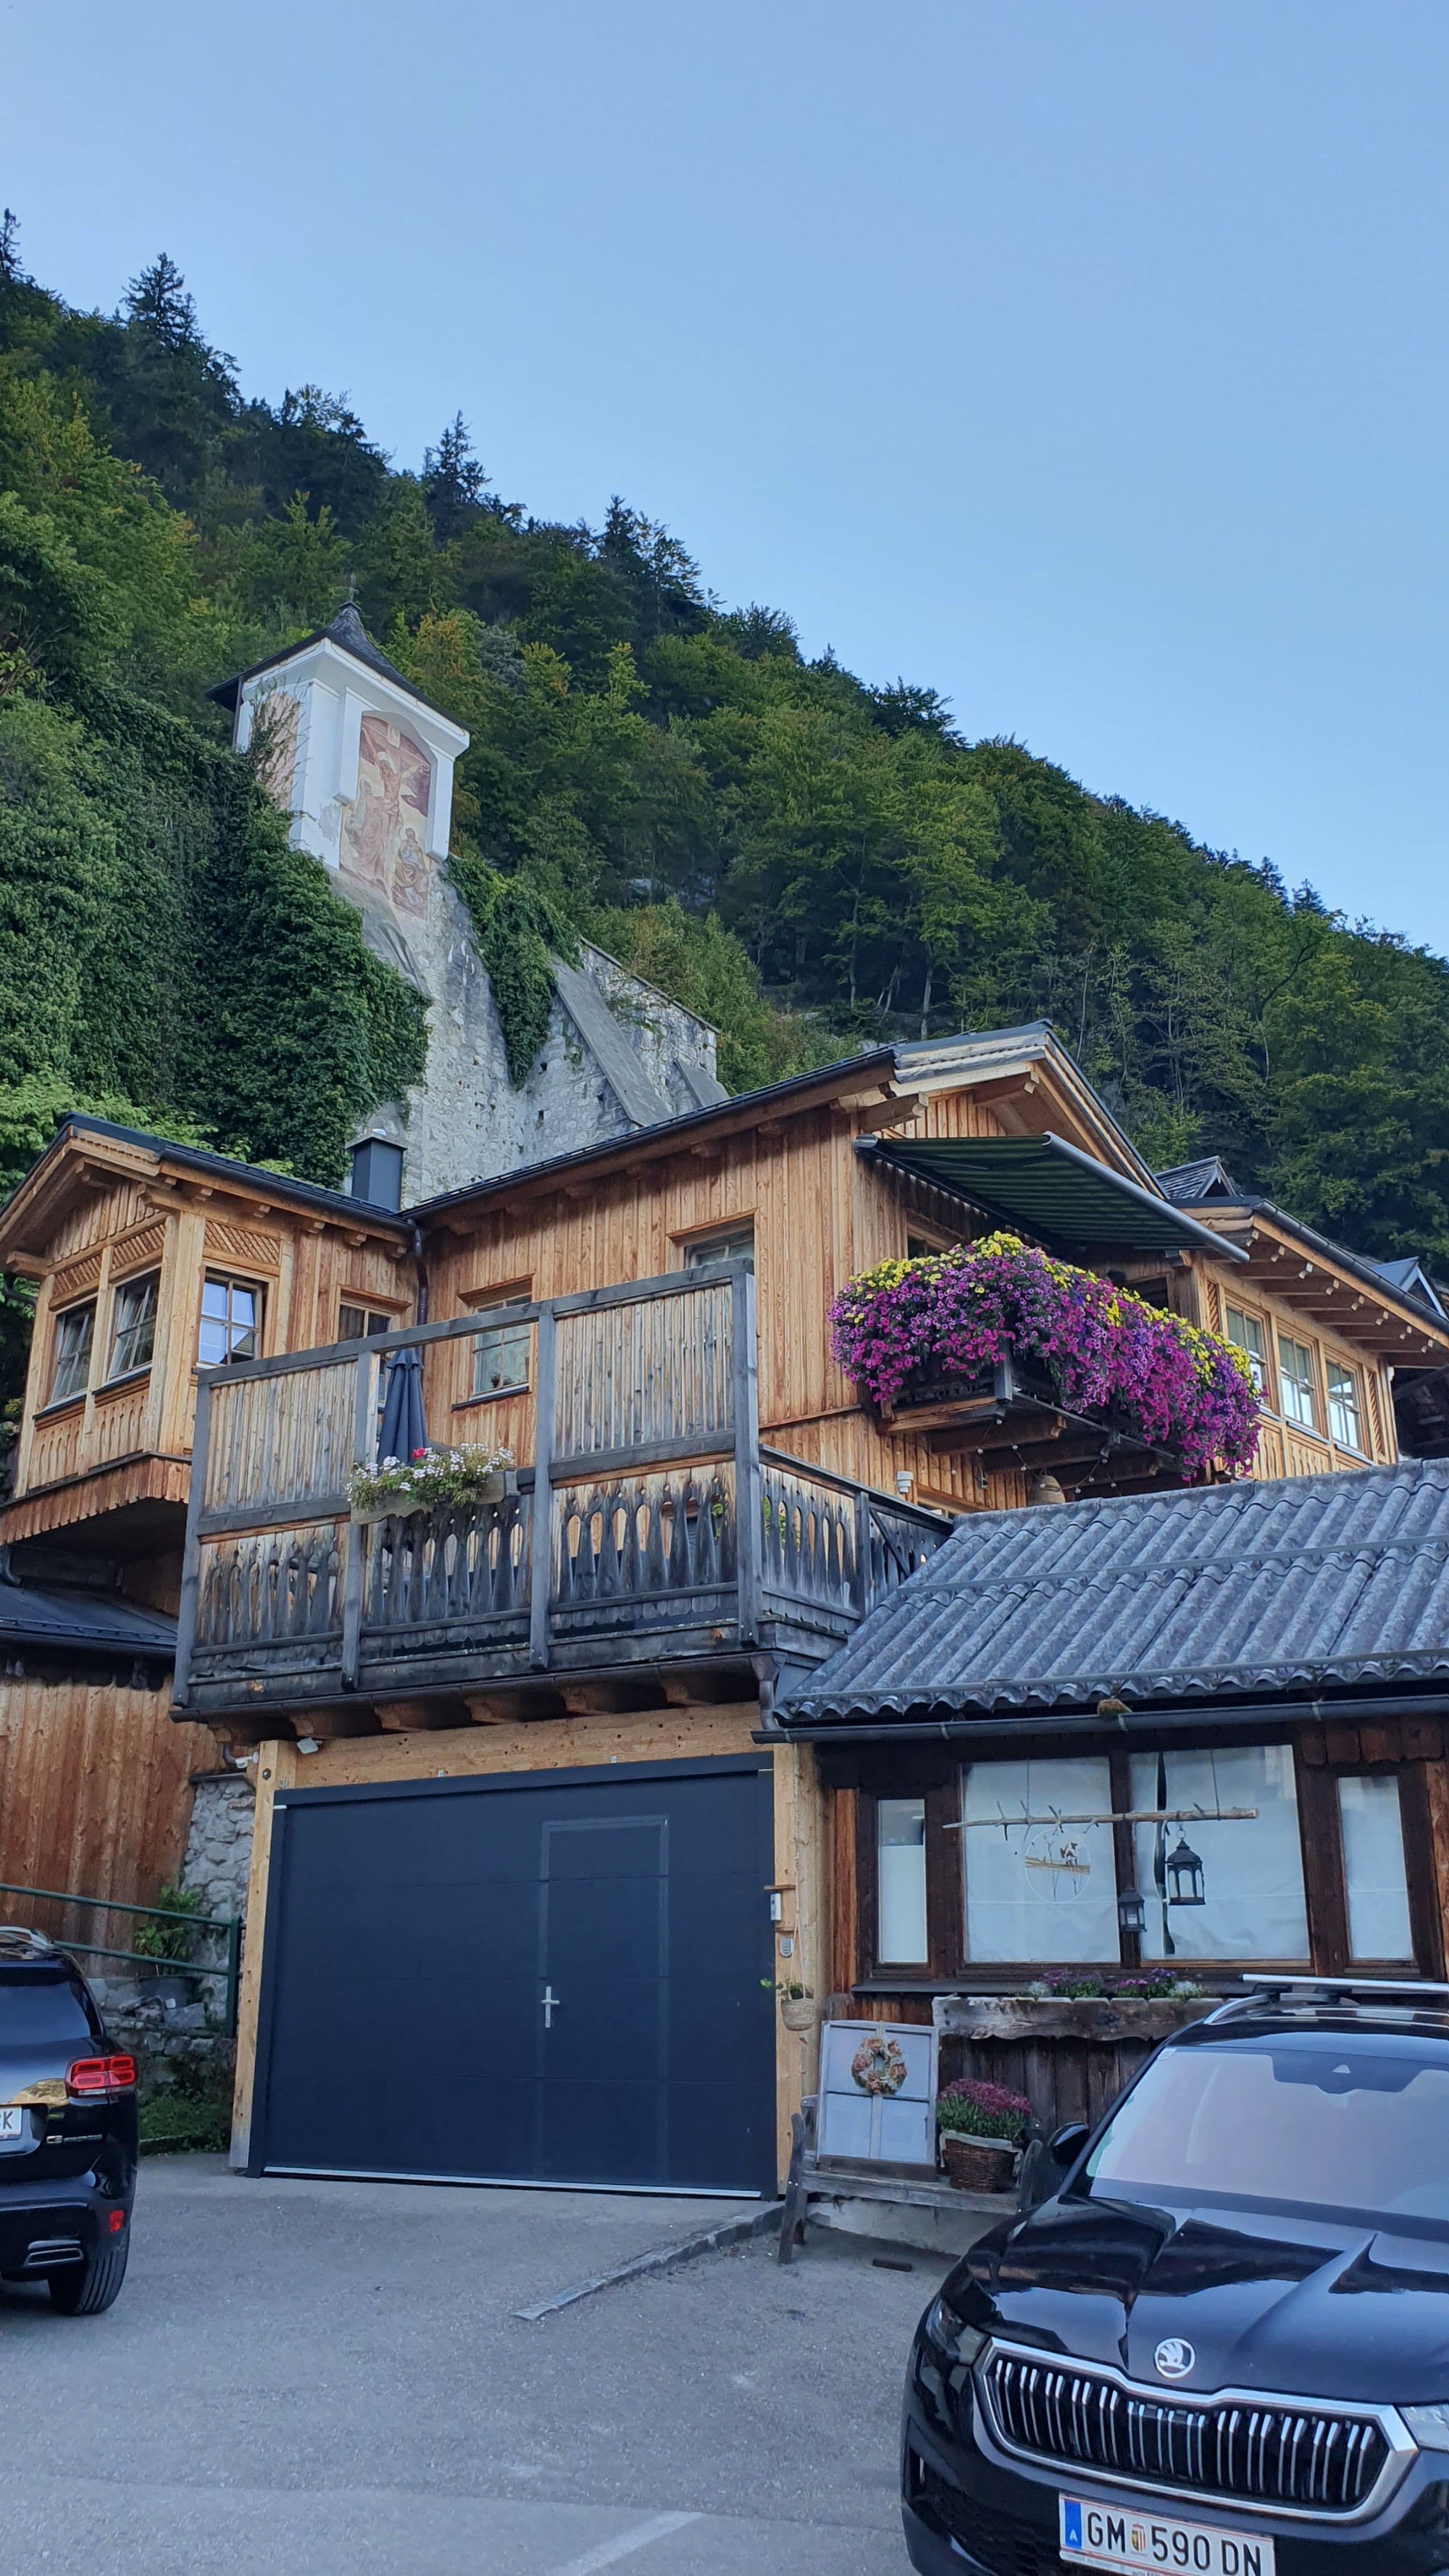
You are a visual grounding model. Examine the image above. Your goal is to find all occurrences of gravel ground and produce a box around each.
[0,2156,951,2576]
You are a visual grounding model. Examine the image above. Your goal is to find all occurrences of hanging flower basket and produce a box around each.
[349,1444,514,1523]
[829,1233,1260,1480]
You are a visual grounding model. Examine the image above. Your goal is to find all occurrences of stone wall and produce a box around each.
[89,1771,256,2087]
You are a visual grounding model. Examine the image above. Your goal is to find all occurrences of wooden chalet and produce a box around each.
[2,1032,1448,2196]
[781,1457,1449,2146]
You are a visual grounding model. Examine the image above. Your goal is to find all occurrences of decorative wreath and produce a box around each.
[851,2032,909,2098]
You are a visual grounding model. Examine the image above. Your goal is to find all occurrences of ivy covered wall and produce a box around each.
[0,679,427,1202]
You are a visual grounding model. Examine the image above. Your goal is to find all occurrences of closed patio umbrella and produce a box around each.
[377,1343,427,1464]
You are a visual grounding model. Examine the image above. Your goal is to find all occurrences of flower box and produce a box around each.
[348,1447,514,1522]
[934,1995,1217,2043]
[830,1233,1260,1480]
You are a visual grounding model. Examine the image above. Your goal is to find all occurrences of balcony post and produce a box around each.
[171,1374,212,1709]
[340,1347,379,1688]
[528,1304,558,1670]
[852,1486,872,1617]
[733,1265,761,1646]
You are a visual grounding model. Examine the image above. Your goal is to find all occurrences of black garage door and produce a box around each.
[249,1755,777,2195]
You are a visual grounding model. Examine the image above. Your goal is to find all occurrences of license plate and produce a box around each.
[0,2106,27,2147]
[1060,2495,1274,2575]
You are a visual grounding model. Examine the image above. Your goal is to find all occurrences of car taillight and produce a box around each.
[66,2054,137,2097]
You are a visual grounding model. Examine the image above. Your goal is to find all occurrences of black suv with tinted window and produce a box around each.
[903,1977,1449,2576]
[0,1929,136,2313]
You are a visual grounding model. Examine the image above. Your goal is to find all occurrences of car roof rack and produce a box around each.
[1240,1973,1449,2001]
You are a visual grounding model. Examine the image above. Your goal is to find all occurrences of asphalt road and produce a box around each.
[0,2157,950,2576]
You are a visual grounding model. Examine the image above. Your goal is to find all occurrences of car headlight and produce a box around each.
[921,2295,987,2366]
[1404,2404,1449,2453]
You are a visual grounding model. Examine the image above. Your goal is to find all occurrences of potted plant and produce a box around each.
[936,2077,1032,2192]
[766,1977,817,2035]
[349,1443,514,1523]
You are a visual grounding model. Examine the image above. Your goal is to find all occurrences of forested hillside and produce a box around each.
[4,212,1449,1294]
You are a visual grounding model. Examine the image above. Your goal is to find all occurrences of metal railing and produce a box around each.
[0,1880,243,2035]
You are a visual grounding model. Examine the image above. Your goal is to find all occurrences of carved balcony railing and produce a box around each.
[172,1265,951,1725]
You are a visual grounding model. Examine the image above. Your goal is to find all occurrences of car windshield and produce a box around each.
[0,1970,96,2045]
[1082,2031,1449,2228]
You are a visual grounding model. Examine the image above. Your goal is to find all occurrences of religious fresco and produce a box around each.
[339,715,432,919]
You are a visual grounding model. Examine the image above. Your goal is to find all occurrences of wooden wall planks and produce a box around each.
[0,1680,218,1921]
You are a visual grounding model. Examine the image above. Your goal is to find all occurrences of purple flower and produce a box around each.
[829,1233,1260,1479]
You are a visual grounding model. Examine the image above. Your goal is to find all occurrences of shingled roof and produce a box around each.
[782,1459,1449,1730]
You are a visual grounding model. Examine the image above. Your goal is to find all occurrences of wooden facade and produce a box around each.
[4,1039,1449,2185]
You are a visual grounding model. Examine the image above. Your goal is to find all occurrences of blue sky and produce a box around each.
[12,0,1449,950]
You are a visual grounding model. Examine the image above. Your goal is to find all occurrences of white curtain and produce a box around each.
[1131,1745,1309,1962]
[1337,1775,1413,1960]
[877,1797,929,1962]
[961,1757,1119,1963]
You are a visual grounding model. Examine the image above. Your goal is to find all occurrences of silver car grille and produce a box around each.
[980,2346,1392,2517]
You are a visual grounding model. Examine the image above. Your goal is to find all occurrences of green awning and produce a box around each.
[864,1131,1248,1262]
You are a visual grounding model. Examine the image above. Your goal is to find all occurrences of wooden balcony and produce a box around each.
[874,1351,1204,1496]
[171,1265,950,1732]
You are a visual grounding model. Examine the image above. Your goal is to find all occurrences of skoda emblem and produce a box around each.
[1154,2338,1195,2380]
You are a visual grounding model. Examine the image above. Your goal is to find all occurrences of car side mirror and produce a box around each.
[1048,2122,1090,2166]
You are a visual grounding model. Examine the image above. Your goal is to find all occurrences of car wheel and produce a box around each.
[47,2236,128,2314]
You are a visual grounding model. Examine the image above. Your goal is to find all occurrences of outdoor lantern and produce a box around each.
[1164,1834,1206,1907]
[1116,1884,1147,1940]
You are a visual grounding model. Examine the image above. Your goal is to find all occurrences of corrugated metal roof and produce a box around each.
[0,1579,176,1659]
[783,1460,1449,1727]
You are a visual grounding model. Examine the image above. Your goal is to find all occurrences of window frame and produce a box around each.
[197,1272,265,1370]
[1277,1329,1319,1431]
[337,1301,394,1345]
[1224,1302,1271,1404]
[468,1293,533,1401]
[45,1299,96,1408]
[104,1268,159,1385]
[677,1222,756,1273]
[852,1735,1440,1992]
[1326,1357,1365,1454]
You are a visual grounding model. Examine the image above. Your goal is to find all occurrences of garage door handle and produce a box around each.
[542,1986,561,2029]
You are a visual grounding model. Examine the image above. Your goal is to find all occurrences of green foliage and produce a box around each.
[448,850,578,1085]
[131,1880,206,1963]
[0,210,1447,1301]
[588,900,839,1092]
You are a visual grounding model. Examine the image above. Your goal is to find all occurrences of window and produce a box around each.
[1337,1776,1413,1959]
[1278,1333,1317,1430]
[1224,1305,1269,1399]
[877,1798,929,1962]
[1327,1362,1364,1451]
[681,1224,755,1272]
[338,1303,392,1343]
[48,1301,94,1405]
[961,1757,1120,1963]
[199,1275,262,1367]
[1130,1746,1310,1962]
[471,1296,531,1396]
[106,1272,159,1380]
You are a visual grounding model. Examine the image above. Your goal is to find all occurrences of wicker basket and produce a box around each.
[940,2130,1018,2193]
[779,1994,817,2035]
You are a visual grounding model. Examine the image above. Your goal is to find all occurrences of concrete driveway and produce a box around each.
[0,2157,950,2575]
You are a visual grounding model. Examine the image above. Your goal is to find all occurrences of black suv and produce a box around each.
[0,1929,136,2314]
[903,1976,1449,2576]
